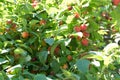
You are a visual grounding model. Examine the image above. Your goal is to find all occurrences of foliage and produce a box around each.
[0,0,120,80]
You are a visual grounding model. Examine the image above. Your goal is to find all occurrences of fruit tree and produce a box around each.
[0,0,120,80]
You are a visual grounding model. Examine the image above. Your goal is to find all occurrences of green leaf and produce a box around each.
[62,70,80,80]
[14,47,27,56]
[21,19,27,27]
[0,58,9,65]
[44,38,54,46]
[20,3,34,14]
[29,20,39,26]
[34,74,47,80]
[0,0,4,2]
[50,59,60,73]
[4,41,13,48]
[76,59,90,73]
[59,57,67,65]
[6,64,22,75]
[0,73,4,80]
[0,41,3,48]
[18,44,33,54]
[22,70,34,79]
[86,73,96,80]
[38,51,48,64]
[90,31,102,41]
[69,38,78,50]
[15,40,23,43]
[27,36,37,45]
[60,41,66,53]
[81,54,103,61]
[0,35,6,41]
[88,19,99,31]
[36,11,48,19]
[111,5,120,30]
[0,71,9,80]
[25,55,31,62]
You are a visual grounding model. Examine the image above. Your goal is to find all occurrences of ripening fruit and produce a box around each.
[81,38,89,46]
[31,57,37,61]
[14,54,21,60]
[74,26,81,32]
[108,17,112,21]
[6,19,12,24]
[83,32,90,38]
[77,36,81,40]
[101,12,107,17]
[74,12,80,18]
[67,55,72,61]
[39,20,46,25]
[112,0,120,6]
[101,12,112,20]
[62,64,68,69]
[54,47,60,54]
[11,23,17,31]
[67,5,73,10]
[50,71,55,76]
[48,46,60,55]
[69,35,75,38]
[80,24,87,31]
[59,21,63,26]
[32,0,38,8]
[21,32,29,38]
[48,46,51,51]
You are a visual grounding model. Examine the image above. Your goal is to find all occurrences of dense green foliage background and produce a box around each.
[0,0,120,80]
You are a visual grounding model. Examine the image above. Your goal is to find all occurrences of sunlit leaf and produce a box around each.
[0,72,4,80]
[66,15,74,24]
[14,48,27,56]
[103,43,119,53]
[0,58,9,65]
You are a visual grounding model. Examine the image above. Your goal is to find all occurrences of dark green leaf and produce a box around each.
[0,35,6,41]
[34,74,47,80]
[29,20,39,26]
[18,44,33,54]
[36,11,48,19]
[69,38,78,50]
[38,51,48,64]
[50,59,60,73]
